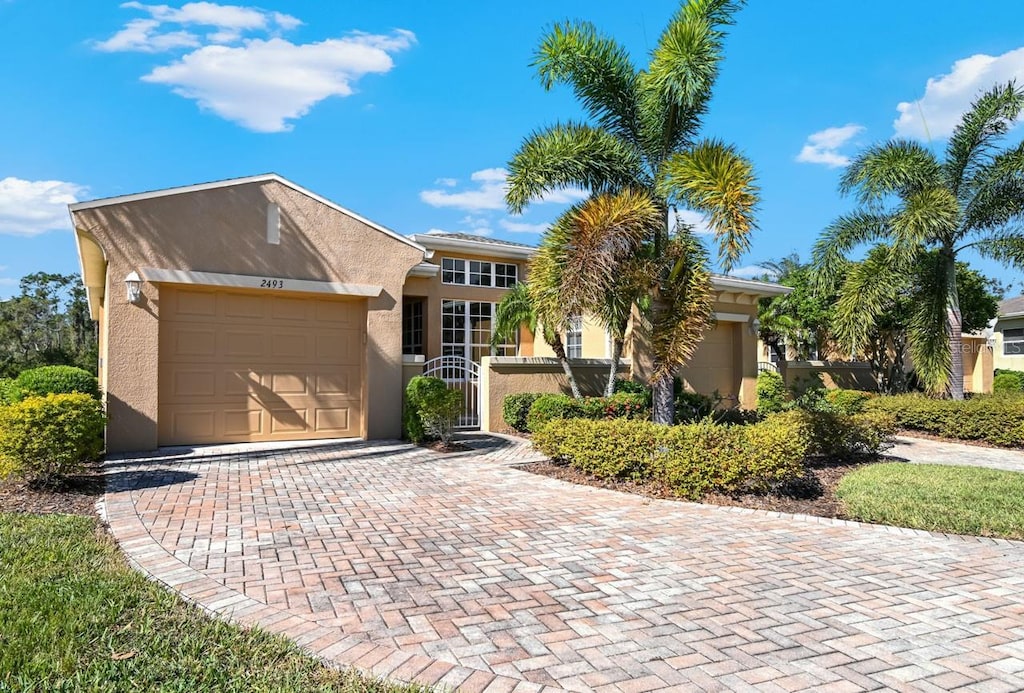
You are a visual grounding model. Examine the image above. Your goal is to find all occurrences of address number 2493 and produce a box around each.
[260,279,285,289]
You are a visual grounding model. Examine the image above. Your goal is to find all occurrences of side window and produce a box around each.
[442,258,465,285]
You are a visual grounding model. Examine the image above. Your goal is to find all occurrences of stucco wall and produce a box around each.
[993,316,1024,371]
[781,361,877,391]
[72,180,423,451]
[479,357,630,432]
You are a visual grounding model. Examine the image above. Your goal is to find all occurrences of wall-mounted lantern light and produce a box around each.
[749,317,761,336]
[125,271,142,304]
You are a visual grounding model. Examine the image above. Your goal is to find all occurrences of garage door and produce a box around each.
[158,286,364,445]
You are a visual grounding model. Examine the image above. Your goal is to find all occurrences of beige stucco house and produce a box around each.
[992,296,1024,372]
[72,174,788,452]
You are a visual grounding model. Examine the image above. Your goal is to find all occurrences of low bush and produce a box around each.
[865,394,1024,447]
[524,392,650,432]
[824,388,875,415]
[15,365,100,400]
[502,392,543,432]
[995,368,1024,391]
[0,393,105,485]
[532,415,809,499]
[756,370,787,414]
[993,372,1023,394]
[674,391,715,423]
[613,378,652,404]
[0,378,22,405]
[774,409,896,459]
[403,376,462,445]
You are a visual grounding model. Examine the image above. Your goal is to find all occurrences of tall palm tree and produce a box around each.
[814,82,1024,398]
[491,281,582,398]
[505,0,759,424]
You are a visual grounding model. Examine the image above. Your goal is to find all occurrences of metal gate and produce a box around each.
[422,356,481,429]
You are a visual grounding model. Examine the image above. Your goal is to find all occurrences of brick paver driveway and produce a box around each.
[103,435,1024,692]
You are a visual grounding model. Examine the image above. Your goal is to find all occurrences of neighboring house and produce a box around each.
[71,174,788,452]
[992,296,1024,372]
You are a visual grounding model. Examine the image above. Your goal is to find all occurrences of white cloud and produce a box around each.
[729,264,773,279]
[895,47,1024,139]
[674,209,713,235]
[142,33,414,132]
[434,177,457,187]
[96,4,413,132]
[421,167,587,211]
[0,177,86,237]
[500,219,549,234]
[425,227,493,237]
[796,124,865,168]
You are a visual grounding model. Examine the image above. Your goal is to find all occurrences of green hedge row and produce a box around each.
[502,392,650,433]
[864,394,1024,447]
[532,411,894,499]
[0,394,105,485]
[0,365,100,404]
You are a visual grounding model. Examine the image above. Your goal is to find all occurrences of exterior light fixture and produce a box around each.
[749,317,761,336]
[125,271,142,304]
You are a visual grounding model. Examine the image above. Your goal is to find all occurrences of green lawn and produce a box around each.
[837,463,1024,540]
[0,512,424,692]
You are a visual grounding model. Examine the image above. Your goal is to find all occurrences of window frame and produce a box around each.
[1004,328,1024,356]
[566,314,583,359]
[440,257,518,288]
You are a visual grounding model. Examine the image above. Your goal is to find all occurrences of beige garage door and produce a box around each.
[158,286,364,445]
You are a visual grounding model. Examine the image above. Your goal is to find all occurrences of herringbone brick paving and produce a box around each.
[102,434,1024,691]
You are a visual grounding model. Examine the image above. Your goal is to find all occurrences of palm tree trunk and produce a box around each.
[945,251,964,400]
[605,336,625,397]
[549,334,582,399]
[651,206,675,425]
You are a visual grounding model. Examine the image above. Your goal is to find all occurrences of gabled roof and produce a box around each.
[999,295,1024,319]
[68,173,427,255]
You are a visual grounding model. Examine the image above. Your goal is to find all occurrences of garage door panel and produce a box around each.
[315,369,358,396]
[223,409,263,437]
[315,407,353,434]
[159,286,364,445]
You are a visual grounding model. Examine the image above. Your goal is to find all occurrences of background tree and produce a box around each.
[505,0,758,423]
[813,82,1024,398]
[0,273,97,377]
[756,254,838,362]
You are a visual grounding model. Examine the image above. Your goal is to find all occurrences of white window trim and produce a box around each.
[441,299,516,362]
[566,315,583,359]
[440,257,518,287]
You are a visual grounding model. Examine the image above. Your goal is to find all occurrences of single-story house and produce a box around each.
[71,174,789,452]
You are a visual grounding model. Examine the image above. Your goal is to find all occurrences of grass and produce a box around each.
[836,463,1024,540]
[0,513,425,692]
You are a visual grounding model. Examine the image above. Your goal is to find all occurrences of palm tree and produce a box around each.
[813,82,1024,398]
[529,189,663,396]
[505,0,759,424]
[491,281,582,398]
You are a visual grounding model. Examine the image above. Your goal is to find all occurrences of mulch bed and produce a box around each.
[0,464,103,516]
[518,457,873,519]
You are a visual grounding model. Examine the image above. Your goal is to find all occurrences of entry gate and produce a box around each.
[422,356,481,429]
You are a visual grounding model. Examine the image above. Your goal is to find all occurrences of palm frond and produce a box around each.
[831,246,904,354]
[810,211,891,290]
[491,282,538,347]
[945,81,1024,197]
[505,122,645,213]
[962,138,1024,233]
[533,21,639,142]
[635,0,744,163]
[907,251,952,394]
[659,138,758,272]
[972,231,1024,270]
[840,140,943,206]
[889,186,959,251]
[648,234,714,378]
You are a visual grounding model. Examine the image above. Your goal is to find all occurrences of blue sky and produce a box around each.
[2,0,1024,298]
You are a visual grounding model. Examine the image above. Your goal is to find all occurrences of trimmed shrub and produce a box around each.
[15,366,99,400]
[502,392,543,433]
[0,393,105,484]
[782,409,896,459]
[404,376,462,445]
[995,369,1024,391]
[756,370,787,414]
[993,372,1023,394]
[825,388,875,415]
[597,392,649,420]
[526,394,582,433]
[532,416,810,499]
[865,394,1024,447]
[0,378,22,405]
[613,378,652,404]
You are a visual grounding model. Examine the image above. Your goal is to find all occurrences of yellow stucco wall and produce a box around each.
[993,316,1024,371]
[73,180,423,452]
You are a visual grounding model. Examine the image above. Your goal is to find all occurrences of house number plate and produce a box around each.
[259,279,286,289]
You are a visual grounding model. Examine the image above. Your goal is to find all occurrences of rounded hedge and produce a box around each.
[0,393,105,484]
[15,366,100,400]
